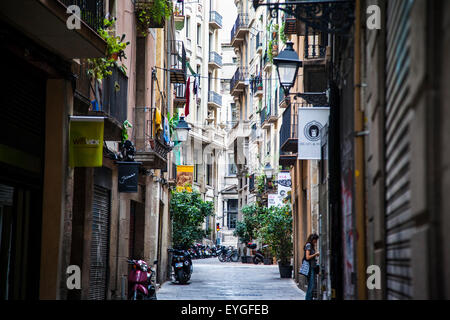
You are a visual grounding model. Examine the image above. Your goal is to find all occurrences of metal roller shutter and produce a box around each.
[385,0,415,300]
[88,185,111,300]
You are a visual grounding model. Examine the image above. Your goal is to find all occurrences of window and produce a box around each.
[198,26,202,45]
[186,16,190,38]
[227,199,238,229]
[228,153,237,176]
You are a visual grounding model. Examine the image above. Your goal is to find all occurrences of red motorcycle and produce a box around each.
[127,259,157,300]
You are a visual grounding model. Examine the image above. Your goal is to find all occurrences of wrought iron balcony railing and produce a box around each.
[255,31,262,52]
[210,11,223,29]
[169,40,187,83]
[230,67,248,94]
[208,91,222,107]
[60,0,104,32]
[230,14,249,43]
[209,51,223,68]
[279,103,299,153]
[305,44,327,59]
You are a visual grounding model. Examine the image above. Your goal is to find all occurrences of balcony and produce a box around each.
[263,51,272,72]
[170,40,187,83]
[208,91,222,109]
[251,75,263,99]
[303,34,328,92]
[255,32,263,55]
[173,83,186,109]
[230,14,249,47]
[208,51,223,69]
[230,67,248,96]
[0,0,106,59]
[173,0,185,31]
[134,109,172,170]
[209,11,223,29]
[279,103,299,153]
[134,137,172,170]
[135,0,167,28]
[82,66,128,141]
[260,104,278,129]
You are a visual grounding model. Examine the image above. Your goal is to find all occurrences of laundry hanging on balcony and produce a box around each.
[155,108,162,134]
[163,117,170,144]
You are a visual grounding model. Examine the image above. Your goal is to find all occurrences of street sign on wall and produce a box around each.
[298,107,330,160]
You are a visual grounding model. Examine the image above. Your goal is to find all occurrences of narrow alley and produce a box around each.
[158,259,305,300]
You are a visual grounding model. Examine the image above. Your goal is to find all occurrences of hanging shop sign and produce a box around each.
[117,162,142,193]
[69,116,104,168]
[268,193,282,208]
[298,107,330,160]
[176,165,194,192]
[277,172,292,205]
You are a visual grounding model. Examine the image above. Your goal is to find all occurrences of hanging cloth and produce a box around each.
[163,116,170,143]
[185,77,191,117]
[193,75,198,95]
[155,108,162,134]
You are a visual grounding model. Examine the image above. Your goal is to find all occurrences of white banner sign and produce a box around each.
[298,107,330,160]
[268,194,282,208]
[277,172,291,202]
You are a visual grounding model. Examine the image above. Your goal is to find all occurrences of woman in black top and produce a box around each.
[304,234,320,300]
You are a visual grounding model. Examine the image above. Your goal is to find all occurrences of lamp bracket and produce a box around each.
[252,0,355,35]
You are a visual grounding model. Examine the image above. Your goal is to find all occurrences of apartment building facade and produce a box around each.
[0,0,178,300]
[174,0,227,244]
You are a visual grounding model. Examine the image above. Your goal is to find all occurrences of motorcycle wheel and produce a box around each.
[253,256,261,264]
[218,254,225,262]
[231,253,239,262]
[177,269,188,284]
[131,290,145,300]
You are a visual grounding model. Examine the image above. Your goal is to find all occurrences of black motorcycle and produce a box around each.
[169,248,193,284]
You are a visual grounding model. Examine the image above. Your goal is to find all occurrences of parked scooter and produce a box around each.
[169,248,193,284]
[252,245,269,264]
[127,259,157,300]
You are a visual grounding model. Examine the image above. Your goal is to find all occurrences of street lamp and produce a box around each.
[264,163,274,180]
[175,116,191,143]
[273,41,302,96]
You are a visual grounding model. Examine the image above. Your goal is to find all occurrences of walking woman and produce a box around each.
[304,234,320,300]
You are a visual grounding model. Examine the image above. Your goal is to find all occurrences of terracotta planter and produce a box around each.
[110,53,119,61]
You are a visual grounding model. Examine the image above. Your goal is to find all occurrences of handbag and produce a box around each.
[299,245,310,277]
[299,259,310,277]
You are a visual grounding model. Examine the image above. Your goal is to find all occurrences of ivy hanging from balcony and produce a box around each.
[87,18,130,83]
[135,0,173,36]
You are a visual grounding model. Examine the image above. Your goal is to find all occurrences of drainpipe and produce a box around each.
[354,0,367,300]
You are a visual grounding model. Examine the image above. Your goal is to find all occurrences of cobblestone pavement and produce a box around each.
[157,258,305,300]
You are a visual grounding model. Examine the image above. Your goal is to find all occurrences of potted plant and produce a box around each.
[87,18,129,84]
[136,0,173,35]
[259,205,294,278]
[233,204,264,263]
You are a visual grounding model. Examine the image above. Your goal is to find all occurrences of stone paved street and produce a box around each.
[157,258,305,300]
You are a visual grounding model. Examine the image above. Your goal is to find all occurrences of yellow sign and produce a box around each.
[69,117,104,168]
[176,165,194,192]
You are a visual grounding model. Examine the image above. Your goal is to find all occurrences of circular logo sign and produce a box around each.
[304,121,323,142]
